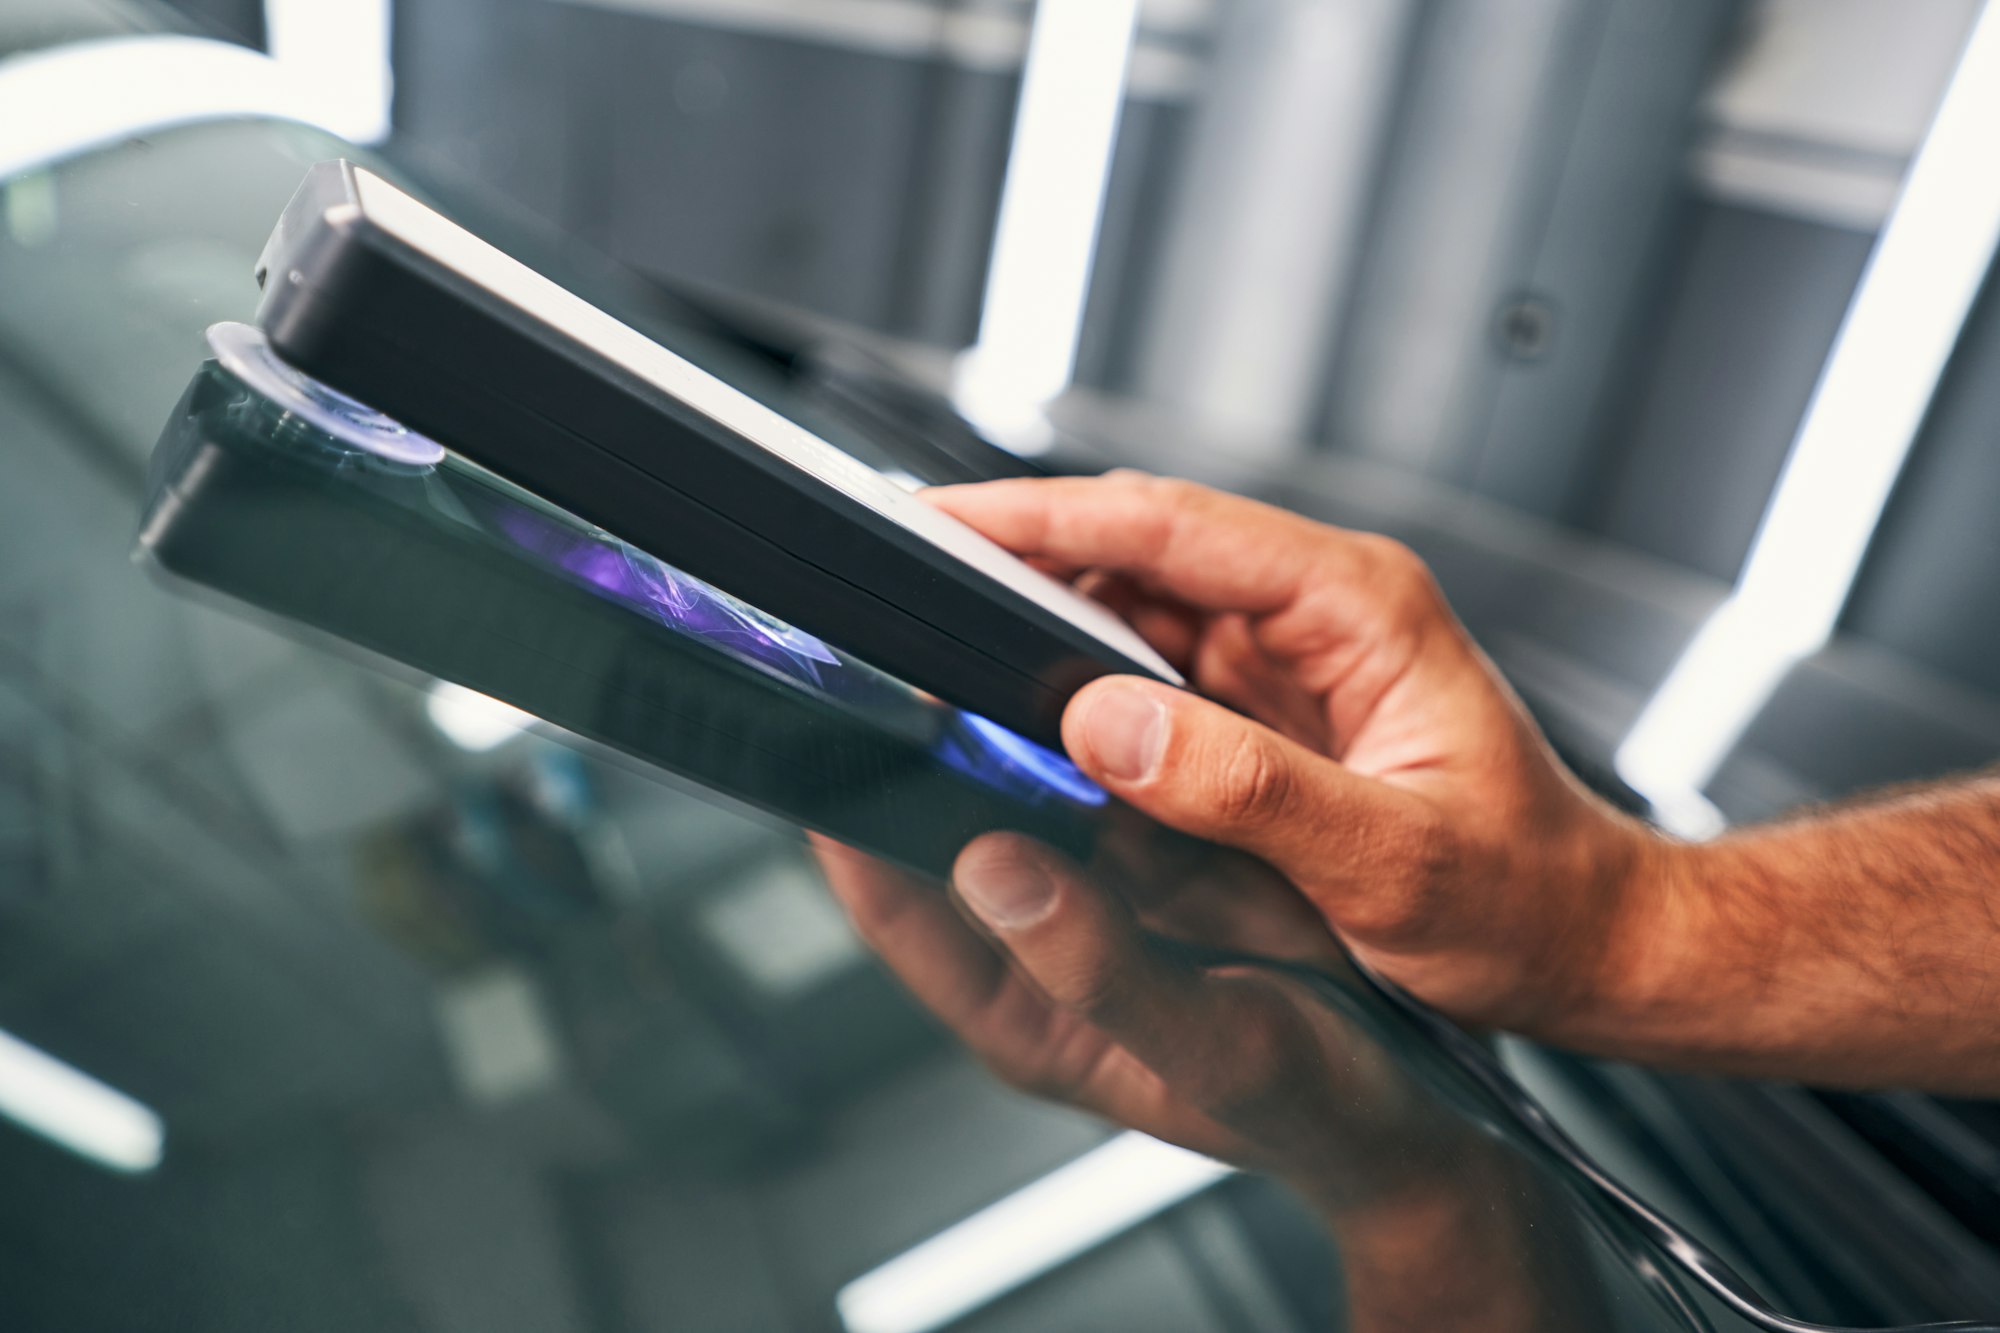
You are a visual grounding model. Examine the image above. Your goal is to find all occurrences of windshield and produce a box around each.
[0,94,1822,1333]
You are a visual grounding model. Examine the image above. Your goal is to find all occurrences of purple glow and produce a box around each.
[619,548,839,675]
[487,506,838,687]
[485,500,1104,808]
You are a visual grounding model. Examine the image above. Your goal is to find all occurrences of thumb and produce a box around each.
[1062,677,1434,914]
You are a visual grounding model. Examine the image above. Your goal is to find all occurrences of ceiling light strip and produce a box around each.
[835,1131,1232,1333]
[1615,0,2000,834]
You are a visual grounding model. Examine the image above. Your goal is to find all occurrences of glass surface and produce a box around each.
[0,54,1820,1333]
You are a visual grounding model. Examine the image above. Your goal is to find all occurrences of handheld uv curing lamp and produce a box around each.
[140,319,1120,879]
[143,168,1995,1333]
[248,160,1181,751]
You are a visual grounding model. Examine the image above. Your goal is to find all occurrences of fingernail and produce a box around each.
[956,852,1057,930]
[1082,686,1167,782]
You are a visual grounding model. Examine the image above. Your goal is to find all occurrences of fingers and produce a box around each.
[952,833,1311,1120]
[927,472,1469,752]
[1072,570,1203,672]
[1060,678,1444,946]
[1190,613,1331,751]
[926,471,1385,619]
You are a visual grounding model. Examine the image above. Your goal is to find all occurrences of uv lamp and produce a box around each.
[248,160,1181,751]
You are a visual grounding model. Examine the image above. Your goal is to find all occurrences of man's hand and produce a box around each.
[930,471,2000,1096]
[929,471,1656,1044]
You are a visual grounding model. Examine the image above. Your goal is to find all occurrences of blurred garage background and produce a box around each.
[152,0,1983,572]
[149,0,2000,808]
[6,1,2000,1331]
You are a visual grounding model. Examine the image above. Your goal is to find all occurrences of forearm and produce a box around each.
[1571,776,2000,1092]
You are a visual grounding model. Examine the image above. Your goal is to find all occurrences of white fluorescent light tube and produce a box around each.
[836,1131,1233,1333]
[1616,0,2000,833]
[953,0,1141,451]
[264,0,397,146]
[0,1027,164,1174]
[0,35,375,184]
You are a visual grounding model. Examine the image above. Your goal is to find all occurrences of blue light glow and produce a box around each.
[941,712,1107,807]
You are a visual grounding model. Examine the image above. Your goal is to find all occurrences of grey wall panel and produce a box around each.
[1739,643,2000,803]
[606,19,907,321]
[1316,0,1742,518]
[1838,268,2000,699]
[1318,0,1602,477]
[1071,99,1188,396]
[388,2,1196,358]
[1465,0,1740,520]
[1134,0,1417,448]
[884,58,1017,348]
[590,12,977,333]
[392,0,587,231]
[1581,203,1872,580]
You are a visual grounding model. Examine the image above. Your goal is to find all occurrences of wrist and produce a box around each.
[1558,820,1720,1061]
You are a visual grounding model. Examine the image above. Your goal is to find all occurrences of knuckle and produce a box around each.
[1348,535,1448,661]
[1130,473,1211,527]
[1363,536,1442,611]
[1361,534,1423,580]
[1104,471,1187,564]
[1208,731,1294,828]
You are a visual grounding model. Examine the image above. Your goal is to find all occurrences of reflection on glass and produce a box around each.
[0,1028,163,1175]
[838,1132,1231,1333]
[812,839,1629,1333]
[424,680,531,752]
